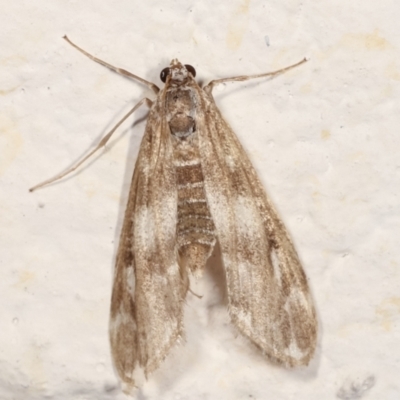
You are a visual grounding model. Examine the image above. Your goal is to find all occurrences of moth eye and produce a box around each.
[185,65,196,77]
[160,67,171,83]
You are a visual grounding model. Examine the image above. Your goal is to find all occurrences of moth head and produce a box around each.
[160,59,196,84]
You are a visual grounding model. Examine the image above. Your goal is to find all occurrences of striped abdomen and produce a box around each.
[173,134,216,273]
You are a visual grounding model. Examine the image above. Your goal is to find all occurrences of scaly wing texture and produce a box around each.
[196,87,317,366]
[110,92,186,385]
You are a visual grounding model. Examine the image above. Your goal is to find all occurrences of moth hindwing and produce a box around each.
[31,37,317,389]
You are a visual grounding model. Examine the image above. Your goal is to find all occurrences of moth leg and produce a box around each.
[29,97,153,192]
[188,288,203,299]
[63,35,160,94]
[203,58,307,94]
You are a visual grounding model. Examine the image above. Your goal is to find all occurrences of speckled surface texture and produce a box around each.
[2,1,399,399]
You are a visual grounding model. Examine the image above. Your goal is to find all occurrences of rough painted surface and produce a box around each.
[2,0,399,398]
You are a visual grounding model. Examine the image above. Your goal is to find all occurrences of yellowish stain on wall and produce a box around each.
[23,341,47,393]
[300,83,312,94]
[13,270,36,290]
[1,54,27,68]
[0,85,19,95]
[340,29,390,51]
[385,62,400,81]
[349,151,365,162]
[226,0,251,50]
[321,129,331,140]
[0,113,23,176]
[375,297,400,331]
[319,29,391,61]
[337,323,372,338]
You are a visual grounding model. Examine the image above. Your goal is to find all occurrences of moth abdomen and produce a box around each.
[173,134,216,273]
[166,87,196,138]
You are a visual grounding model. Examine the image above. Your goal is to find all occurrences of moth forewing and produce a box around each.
[195,87,316,366]
[31,37,315,389]
[110,91,185,384]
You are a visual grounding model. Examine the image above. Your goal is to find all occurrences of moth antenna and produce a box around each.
[63,35,160,94]
[203,58,308,94]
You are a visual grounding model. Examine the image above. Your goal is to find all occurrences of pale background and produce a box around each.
[2,1,399,399]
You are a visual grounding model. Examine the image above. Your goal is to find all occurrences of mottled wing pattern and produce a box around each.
[110,91,186,384]
[196,87,317,366]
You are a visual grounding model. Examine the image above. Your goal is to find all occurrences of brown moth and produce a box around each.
[31,37,317,387]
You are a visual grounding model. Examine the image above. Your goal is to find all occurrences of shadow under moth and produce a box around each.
[31,37,317,388]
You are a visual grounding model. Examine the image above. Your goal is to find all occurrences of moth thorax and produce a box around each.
[166,87,196,139]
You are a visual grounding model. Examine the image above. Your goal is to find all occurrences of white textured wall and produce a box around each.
[2,1,399,399]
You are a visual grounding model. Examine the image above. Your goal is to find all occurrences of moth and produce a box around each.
[31,37,317,387]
